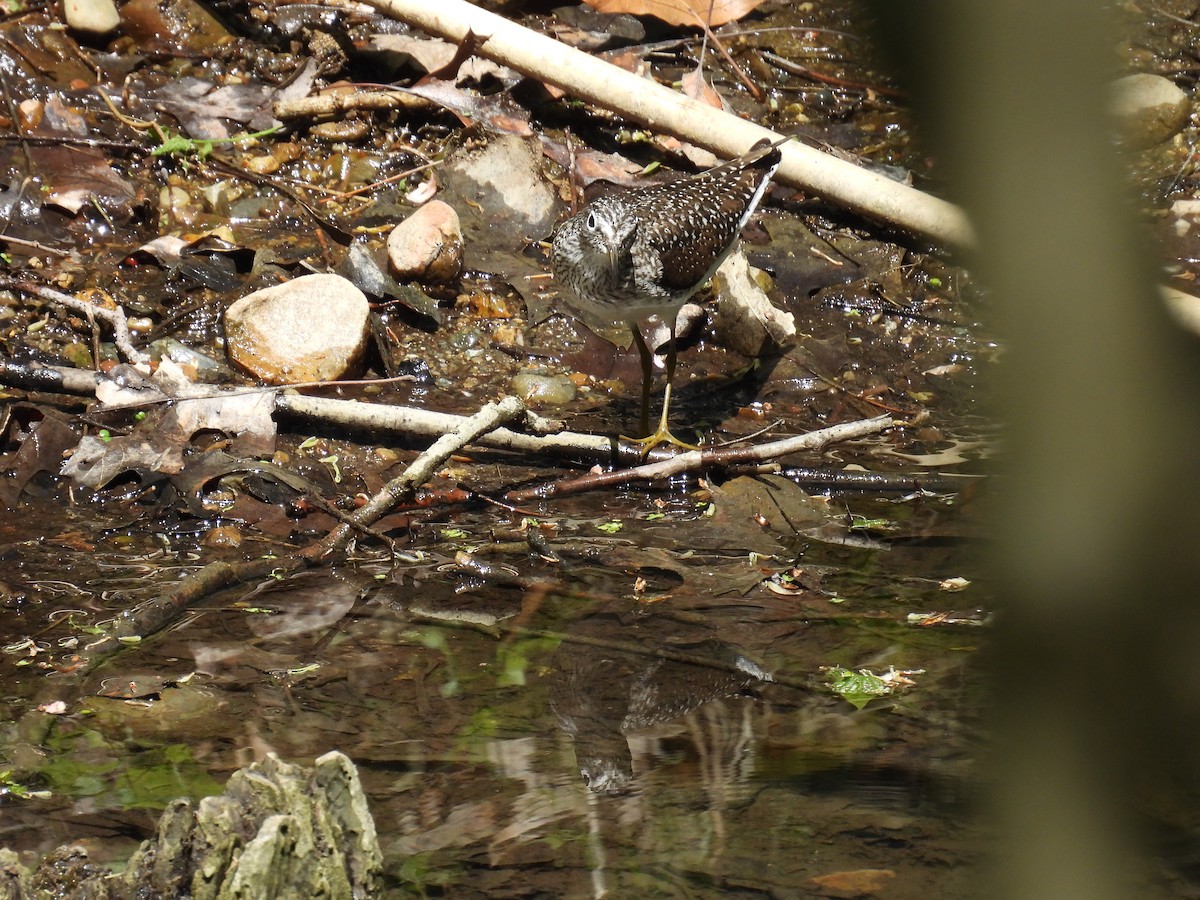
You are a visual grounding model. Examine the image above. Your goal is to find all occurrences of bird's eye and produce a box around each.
[585,212,597,230]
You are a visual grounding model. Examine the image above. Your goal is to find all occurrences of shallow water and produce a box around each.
[0,484,989,897]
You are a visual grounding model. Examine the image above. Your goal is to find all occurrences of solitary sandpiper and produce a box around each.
[551,137,786,450]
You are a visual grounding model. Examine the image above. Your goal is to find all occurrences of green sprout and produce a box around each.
[151,126,281,161]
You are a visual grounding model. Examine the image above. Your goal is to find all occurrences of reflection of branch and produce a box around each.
[78,557,296,672]
[406,610,812,691]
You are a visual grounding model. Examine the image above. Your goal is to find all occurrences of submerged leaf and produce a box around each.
[821,665,923,710]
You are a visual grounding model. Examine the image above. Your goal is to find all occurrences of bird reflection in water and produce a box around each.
[548,608,773,795]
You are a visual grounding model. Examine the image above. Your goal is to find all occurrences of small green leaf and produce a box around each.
[823,666,890,710]
[596,521,623,534]
[318,454,341,483]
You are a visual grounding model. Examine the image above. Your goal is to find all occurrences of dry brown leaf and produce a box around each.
[807,868,895,898]
[583,0,766,28]
[681,67,724,108]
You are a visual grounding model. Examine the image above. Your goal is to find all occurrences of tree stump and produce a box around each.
[0,751,382,899]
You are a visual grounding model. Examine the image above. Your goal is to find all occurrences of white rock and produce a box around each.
[225,274,370,384]
[63,0,121,34]
[712,253,795,357]
[1110,73,1190,149]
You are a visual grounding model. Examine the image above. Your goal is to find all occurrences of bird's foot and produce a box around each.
[620,422,700,456]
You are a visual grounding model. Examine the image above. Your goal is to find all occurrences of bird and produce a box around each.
[550,137,786,450]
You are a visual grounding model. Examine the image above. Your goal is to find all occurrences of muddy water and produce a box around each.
[0,482,988,897]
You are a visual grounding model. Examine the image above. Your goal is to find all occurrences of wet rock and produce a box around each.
[442,135,560,239]
[387,199,464,283]
[1110,73,1190,149]
[147,338,236,383]
[120,0,231,52]
[0,752,381,899]
[510,369,577,406]
[712,252,796,357]
[63,0,120,34]
[225,273,370,384]
[439,134,563,317]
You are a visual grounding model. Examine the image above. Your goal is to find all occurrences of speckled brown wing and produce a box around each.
[629,142,783,298]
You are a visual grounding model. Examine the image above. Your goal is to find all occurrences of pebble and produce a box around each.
[387,199,464,283]
[1110,73,1190,149]
[510,370,577,406]
[63,0,121,34]
[225,273,370,384]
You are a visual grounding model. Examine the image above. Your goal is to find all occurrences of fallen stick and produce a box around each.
[356,0,975,249]
[506,414,894,500]
[302,395,528,557]
[0,278,149,366]
[0,355,902,475]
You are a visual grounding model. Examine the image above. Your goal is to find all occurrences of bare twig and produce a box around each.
[505,415,894,500]
[302,395,528,558]
[0,278,149,365]
[273,89,433,119]
[0,233,70,256]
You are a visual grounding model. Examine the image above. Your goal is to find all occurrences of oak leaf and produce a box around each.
[582,0,766,28]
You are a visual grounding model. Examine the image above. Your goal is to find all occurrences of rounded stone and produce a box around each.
[63,0,121,34]
[1110,73,1190,149]
[510,370,577,406]
[387,200,464,283]
[225,273,370,384]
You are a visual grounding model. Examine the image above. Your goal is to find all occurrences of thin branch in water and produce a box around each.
[302,395,528,559]
[506,415,894,501]
[0,278,150,365]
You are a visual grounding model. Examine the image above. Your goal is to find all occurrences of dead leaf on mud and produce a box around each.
[39,146,137,215]
[0,407,79,509]
[583,0,766,28]
[62,360,278,488]
[137,76,278,138]
[681,67,726,109]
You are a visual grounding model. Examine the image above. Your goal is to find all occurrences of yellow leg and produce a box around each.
[630,324,654,437]
[622,322,698,453]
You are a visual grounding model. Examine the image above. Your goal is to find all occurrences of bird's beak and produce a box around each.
[607,248,622,287]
